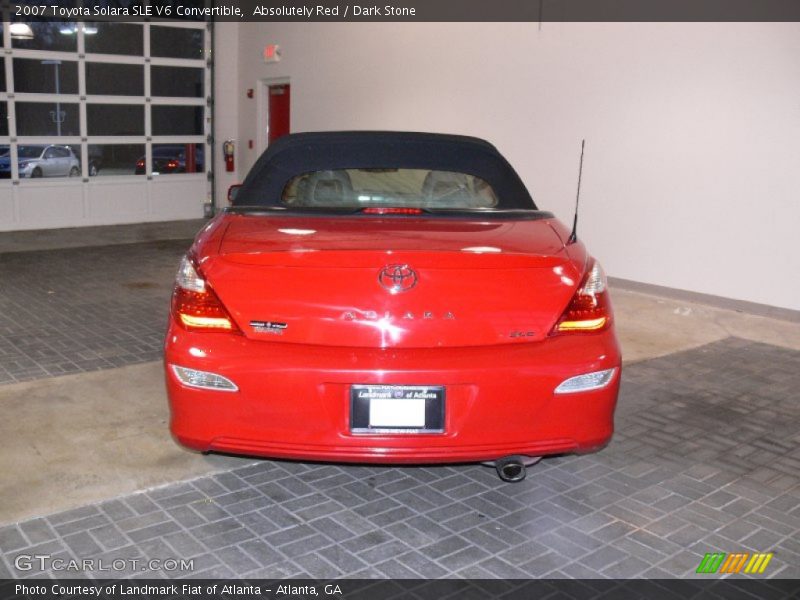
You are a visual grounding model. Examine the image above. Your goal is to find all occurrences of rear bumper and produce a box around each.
[164,320,621,464]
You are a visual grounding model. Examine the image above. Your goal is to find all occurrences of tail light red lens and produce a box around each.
[552,260,612,334]
[362,207,423,215]
[171,255,240,332]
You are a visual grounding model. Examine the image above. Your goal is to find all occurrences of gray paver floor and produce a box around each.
[0,240,188,383]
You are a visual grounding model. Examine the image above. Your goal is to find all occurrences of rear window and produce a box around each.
[281,168,498,209]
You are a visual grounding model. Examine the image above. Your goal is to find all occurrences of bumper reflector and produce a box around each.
[170,365,238,392]
[555,367,617,394]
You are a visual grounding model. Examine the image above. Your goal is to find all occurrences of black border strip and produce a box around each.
[5,0,800,22]
[2,579,800,600]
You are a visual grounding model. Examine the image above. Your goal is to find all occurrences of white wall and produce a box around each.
[229,22,800,311]
[213,22,241,203]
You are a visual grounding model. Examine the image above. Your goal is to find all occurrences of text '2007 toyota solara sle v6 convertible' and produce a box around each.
[165,131,621,482]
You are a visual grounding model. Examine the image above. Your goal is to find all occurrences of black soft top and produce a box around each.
[233,131,537,210]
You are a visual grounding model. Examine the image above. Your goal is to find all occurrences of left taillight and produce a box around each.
[551,260,612,335]
[171,255,240,333]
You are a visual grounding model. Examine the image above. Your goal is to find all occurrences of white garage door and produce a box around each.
[0,20,211,232]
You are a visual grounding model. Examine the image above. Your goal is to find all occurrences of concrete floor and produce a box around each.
[0,363,253,525]
[0,219,208,254]
[2,285,799,526]
[614,287,800,362]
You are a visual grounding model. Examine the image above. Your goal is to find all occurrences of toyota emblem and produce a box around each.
[378,264,418,293]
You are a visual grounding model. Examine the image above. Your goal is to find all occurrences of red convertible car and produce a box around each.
[165,132,621,482]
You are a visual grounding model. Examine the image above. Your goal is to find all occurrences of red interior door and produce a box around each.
[268,84,290,144]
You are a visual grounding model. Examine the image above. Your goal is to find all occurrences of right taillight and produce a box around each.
[171,255,240,333]
[551,260,612,334]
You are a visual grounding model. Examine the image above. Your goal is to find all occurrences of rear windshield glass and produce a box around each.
[281,168,498,209]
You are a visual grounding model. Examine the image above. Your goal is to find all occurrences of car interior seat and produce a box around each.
[421,171,473,207]
[301,170,354,206]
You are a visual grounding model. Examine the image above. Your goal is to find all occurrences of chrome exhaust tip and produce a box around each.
[499,461,525,482]
[495,455,532,483]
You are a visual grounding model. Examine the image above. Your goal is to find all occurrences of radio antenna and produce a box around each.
[567,139,585,245]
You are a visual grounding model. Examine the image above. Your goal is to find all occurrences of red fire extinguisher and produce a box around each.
[223,140,235,172]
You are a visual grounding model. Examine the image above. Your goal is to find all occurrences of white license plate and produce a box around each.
[369,397,426,428]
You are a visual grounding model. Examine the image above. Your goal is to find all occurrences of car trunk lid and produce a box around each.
[201,215,580,348]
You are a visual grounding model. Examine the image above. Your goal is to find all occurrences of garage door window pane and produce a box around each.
[86,63,144,96]
[151,66,204,98]
[14,59,79,95]
[11,22,78,52]
[16,102,80,136]
[87,104,144,136]
[88,144,145,177]
[0,145,9,179]
[152,143,204,175]
[152,106,204,136]
[0,103,7,136]
[84,23,143,56]
[151,26,204,60]
[17,144,80,179]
